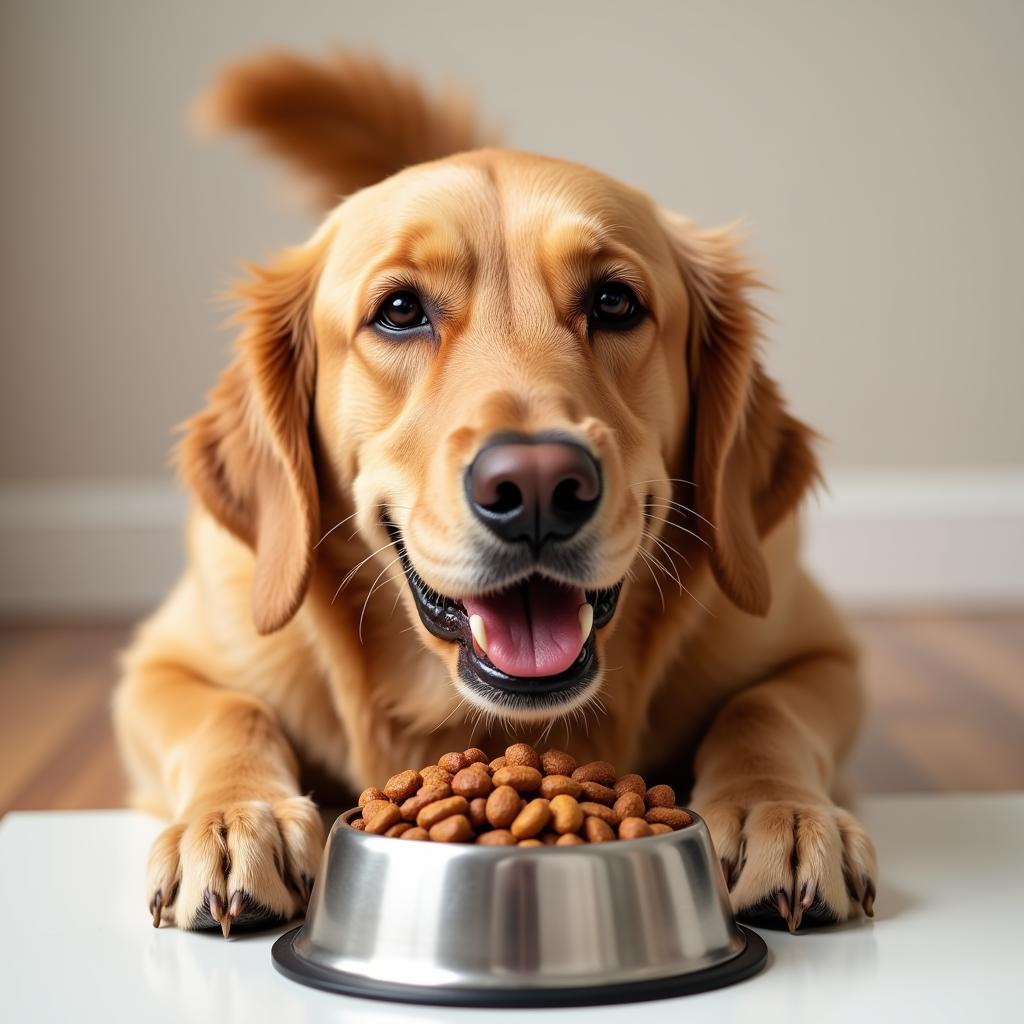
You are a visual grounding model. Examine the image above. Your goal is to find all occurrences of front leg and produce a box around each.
[690,652,877,932]
[114,659,323,935]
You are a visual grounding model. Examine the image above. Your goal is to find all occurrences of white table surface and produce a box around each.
[1,794,1020,1023]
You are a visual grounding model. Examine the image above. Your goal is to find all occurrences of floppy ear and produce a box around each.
[661,212,820,616]
[178,238,327,634]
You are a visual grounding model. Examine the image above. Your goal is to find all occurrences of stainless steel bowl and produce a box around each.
[272,806,766,1006]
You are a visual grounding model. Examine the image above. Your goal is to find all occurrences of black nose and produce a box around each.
[465,436,602,550]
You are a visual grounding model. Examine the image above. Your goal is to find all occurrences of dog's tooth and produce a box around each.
[469,614,489,655]
[578,603,594,647]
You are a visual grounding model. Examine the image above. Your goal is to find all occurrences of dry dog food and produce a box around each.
[352,744,693,845]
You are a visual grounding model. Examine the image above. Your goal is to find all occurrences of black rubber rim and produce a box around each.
[271,924,768,1007]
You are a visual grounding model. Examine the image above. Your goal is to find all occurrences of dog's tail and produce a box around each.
[196,50,492,208]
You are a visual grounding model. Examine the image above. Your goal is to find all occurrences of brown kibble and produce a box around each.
[613,792,646,821]
[584,816,616,843]
[541,749,577,776]
[580,781,617,805]
[468,797,488,830]
[645,807,692,829]
[578,801,619,825]
[365,803,403,834]
[383,769,422,802]
[511,798,552,839]
[399,785,453,821]
[355,746,689,844]
[420,766,453,788]
[539,774,583,800]
[549,794,584,835]
[361,799,394,822]
[504,743,542,771]
[358,787,387,807]
[452,766,494,799]
[438,751,469,774]
[645,784,676,808]
[492,765,543,792]
[485,785,522,828]
[572,761,617,786]
[618,816,653,840]
[429,814,472,843]
[416,795,470,830]
[476,829,516,846]
[614,773,647,798]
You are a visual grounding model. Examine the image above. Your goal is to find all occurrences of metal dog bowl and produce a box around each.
[272,806,766,1007]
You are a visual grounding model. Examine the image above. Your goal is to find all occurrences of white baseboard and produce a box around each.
[1,469,1022,617]
[0,480,188,618]
[803,468,1024,609]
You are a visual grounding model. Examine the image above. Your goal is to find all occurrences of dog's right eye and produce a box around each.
[374,291,430,332]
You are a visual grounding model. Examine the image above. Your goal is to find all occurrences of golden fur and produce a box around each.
[115,50,877,935]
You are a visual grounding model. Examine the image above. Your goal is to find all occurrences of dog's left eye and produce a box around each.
[590,282,644,330]
[374,290,430,331]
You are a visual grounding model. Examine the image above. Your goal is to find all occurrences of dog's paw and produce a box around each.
[146,796,324,937]
[697,796,877,932]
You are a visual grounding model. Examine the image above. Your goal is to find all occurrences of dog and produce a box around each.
[114,50,877,937]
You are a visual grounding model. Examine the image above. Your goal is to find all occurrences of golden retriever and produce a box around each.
[114,50,877,938]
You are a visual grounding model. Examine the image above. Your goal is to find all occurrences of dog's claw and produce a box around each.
[150,891,163,928]
[800,879,817,910]
[720,858,733,889]
[774,888,791,930]
[217,889,247,938]
[208,890,225,926]
[862,878,876,918]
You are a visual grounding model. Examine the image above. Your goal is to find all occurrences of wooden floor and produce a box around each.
[1,613,1021,816]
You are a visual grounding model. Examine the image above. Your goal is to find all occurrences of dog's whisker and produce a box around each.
[636,540,678,594]
[641,528,689,583]
[537,715,557,748]
[679,581,715,618]
[643,498,717,532]
[358,554,405,643]
[430,695,468,735]
[332,538,400,603]
[316,502,412,548]
[628,477,698,489]
[644,527,693,572]
[389,564,415,615]
[634,547,667,613]
[315,508,363,548]
[642,509,711,549]
[638,532,715,618]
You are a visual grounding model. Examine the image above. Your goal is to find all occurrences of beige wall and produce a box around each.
[1,0,1022,483]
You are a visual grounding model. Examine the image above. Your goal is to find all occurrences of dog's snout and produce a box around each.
[466,436,602,549]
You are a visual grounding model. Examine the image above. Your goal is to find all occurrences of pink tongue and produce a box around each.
[464,578,586,678]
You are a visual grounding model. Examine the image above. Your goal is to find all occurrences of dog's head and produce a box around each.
[181,53,817,724]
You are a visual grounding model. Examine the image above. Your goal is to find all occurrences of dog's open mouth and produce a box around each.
[385,521,622,704]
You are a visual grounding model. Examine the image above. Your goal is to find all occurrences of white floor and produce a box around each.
[1,794,1020,1023]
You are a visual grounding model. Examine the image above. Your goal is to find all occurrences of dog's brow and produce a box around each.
[354,221,479,318]
[536,220,652,308]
